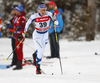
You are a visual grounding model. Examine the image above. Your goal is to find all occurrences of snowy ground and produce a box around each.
[0,38,100,83]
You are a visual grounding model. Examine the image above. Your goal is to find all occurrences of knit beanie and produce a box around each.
[15,4,23,13]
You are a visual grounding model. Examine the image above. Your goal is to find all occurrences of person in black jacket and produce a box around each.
[6,5,18,67]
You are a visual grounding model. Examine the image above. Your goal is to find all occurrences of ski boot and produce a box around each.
[32,52,37,66]
[36,65,42,74]
[13,61,22,70]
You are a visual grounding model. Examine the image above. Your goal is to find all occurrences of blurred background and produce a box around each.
[0,0,100,41]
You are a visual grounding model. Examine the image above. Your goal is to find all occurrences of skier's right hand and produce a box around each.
[52,15,56,21]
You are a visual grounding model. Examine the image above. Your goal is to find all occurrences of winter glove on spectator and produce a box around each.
[17,34,22,42]
[54,20,59,25]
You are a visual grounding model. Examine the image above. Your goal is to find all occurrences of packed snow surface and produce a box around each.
[0,38,100,83]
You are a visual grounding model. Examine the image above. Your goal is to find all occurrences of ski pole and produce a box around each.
[12,36,35,51]
[54,22,58,42]
[54,22,63,75]
[9,35,35,51]
[5,38,24,61]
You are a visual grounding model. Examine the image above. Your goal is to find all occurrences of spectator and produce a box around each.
[47,1,63,58]
[0,14,2,38]
[6,5,18,67]
[13,4,26,70]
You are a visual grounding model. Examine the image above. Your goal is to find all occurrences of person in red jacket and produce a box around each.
[13,4,26,70]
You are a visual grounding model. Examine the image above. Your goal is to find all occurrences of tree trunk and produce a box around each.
[86,0,96,41]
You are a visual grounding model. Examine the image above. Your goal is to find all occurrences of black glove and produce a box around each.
[17,35,22,42]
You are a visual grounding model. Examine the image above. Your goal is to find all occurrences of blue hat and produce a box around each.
[38,4,47,10]
[15,4,23,13]
[11,5,18,11]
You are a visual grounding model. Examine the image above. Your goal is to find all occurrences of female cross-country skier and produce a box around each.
[23,3,56,74]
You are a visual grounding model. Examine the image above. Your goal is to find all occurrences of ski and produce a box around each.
[0,59,54,75]
[0,56,67,61]
[23,59,54,75]
[0,65,10,69]
[43,56,67,59]
[0,59,32,69]
[23,59,46,74]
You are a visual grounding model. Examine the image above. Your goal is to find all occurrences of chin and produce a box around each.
[42,14,45,16]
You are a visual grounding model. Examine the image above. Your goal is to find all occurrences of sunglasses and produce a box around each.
[40,8,47,11]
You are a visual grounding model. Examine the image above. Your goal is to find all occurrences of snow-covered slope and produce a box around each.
[0,38,100,83]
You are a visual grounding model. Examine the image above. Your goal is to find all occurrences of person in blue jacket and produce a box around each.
[47,1,63,58]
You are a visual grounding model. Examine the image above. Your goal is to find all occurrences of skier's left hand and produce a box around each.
[22,32,27,38]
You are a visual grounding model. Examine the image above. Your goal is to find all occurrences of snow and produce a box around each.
[0,38,100,83]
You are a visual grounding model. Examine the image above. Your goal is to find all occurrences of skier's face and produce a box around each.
[12,10,16,14]
[48,4,54,10]
[15,10,21,15]
[39,9,46,16]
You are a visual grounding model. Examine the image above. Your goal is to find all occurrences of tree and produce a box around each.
[86,0,96,41]
[1,0,44,38]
